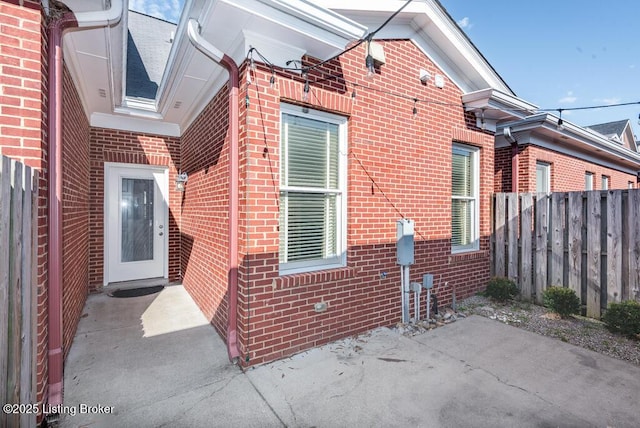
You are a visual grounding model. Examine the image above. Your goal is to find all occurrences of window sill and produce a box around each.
[273,266,360,290]
[448,250,489,264]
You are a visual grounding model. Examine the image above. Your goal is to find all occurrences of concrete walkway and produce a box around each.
[61,285,640,428]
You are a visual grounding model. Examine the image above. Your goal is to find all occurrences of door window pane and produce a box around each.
[121,178,154,262]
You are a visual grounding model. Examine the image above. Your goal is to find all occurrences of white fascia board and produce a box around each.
[256,0,367,40]
[91,112,181,137]
[228,0,366,50]
[463,89,538,123]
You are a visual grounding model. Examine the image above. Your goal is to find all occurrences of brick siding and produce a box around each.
[495,145,637,192]
[180,40,495,366]
[61,63,89,359]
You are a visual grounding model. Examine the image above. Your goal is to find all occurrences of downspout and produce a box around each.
[47,0,122,406]
[503,127,518,193]
[187,19,242,362]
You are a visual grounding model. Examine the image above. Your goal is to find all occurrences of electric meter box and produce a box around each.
[396,219,415,265]
[423,274,434,289]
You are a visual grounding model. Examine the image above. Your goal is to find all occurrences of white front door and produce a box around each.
[105,163,168,284]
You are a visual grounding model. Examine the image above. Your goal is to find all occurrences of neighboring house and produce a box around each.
[3,0,638,421]
[587,119,638,153]
[494,114,640,193]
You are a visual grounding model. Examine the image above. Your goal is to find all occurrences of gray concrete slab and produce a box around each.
[61,288,640,428]
[60,285,281,428]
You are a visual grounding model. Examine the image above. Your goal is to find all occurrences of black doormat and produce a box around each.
[109,285,164,298]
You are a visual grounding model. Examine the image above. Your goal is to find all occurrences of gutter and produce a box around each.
[187,19,242,362]
[48,0,122,407]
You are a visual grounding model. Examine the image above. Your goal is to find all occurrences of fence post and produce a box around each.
[20,165,36,428]
[507,193,519,281]
[567,192,583,301]
[586,191,601,318]
[520,193,533,300]
[494,193,506,277]
[607,191,622,304]
[0,156,10,428]
[550,193,565,286]
[628,189,640,301]
[535,194,549,304]
[7,161,24,428]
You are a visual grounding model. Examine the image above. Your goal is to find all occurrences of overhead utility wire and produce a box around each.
[251,52,640,116]
[248,0,414,74]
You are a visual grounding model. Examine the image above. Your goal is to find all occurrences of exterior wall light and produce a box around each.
[175,172,188,191]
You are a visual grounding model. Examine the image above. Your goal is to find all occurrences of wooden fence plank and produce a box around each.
[520,193,533,300]
[628,189,640,301]
[494,193,506,277]
[586,192,601,318]
[507,193,519,281]
[0,156,10,427]
[567,192,583,299]
[29,171,39,428]
[535,194,549,304]
[7,161,23,428]
[20,166,34,428]
[607,191,622,304]
[550,192,565,286]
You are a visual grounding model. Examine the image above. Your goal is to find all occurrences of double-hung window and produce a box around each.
[452,143,479,253]
[536,161,550,193]
[279,105,347,274]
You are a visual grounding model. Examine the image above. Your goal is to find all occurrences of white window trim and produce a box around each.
[452,143,480,254]
[601,175,609,190]
[585,172,594,191]
[279,104,348,275]
[536,161,551,193]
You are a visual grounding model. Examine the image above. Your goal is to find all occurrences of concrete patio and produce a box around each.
[60,284,640,428]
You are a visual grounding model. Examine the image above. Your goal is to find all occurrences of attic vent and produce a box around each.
[173,101,182,109]
[98,88,107,98]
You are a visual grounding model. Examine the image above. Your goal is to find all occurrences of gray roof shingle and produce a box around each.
[126,10,177,100]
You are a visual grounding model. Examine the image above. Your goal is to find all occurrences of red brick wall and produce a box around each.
[88,129,181,290]
[178,40,493,365]
[495,145,637,192]
[0,0,49,413]
[179,87,231,338]
[61,63,89,358]
[0,0,43,167]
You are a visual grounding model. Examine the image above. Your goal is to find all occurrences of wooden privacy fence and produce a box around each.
[492,190,640,319]
[1,155,39,428]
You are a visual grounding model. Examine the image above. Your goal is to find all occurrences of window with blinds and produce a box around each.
[279,106,346,273]
[452,144,479,252]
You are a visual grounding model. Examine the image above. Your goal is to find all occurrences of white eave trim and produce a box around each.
[463,88,538,116]
[91,112,181,137]
[496,113,640,168]
[256,0,367,41]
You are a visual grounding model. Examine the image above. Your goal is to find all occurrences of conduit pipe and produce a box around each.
[48,0,122,407]
[187,19,242,362]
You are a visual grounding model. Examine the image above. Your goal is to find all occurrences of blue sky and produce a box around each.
[129,0,185,24]
[439,0,640,135]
